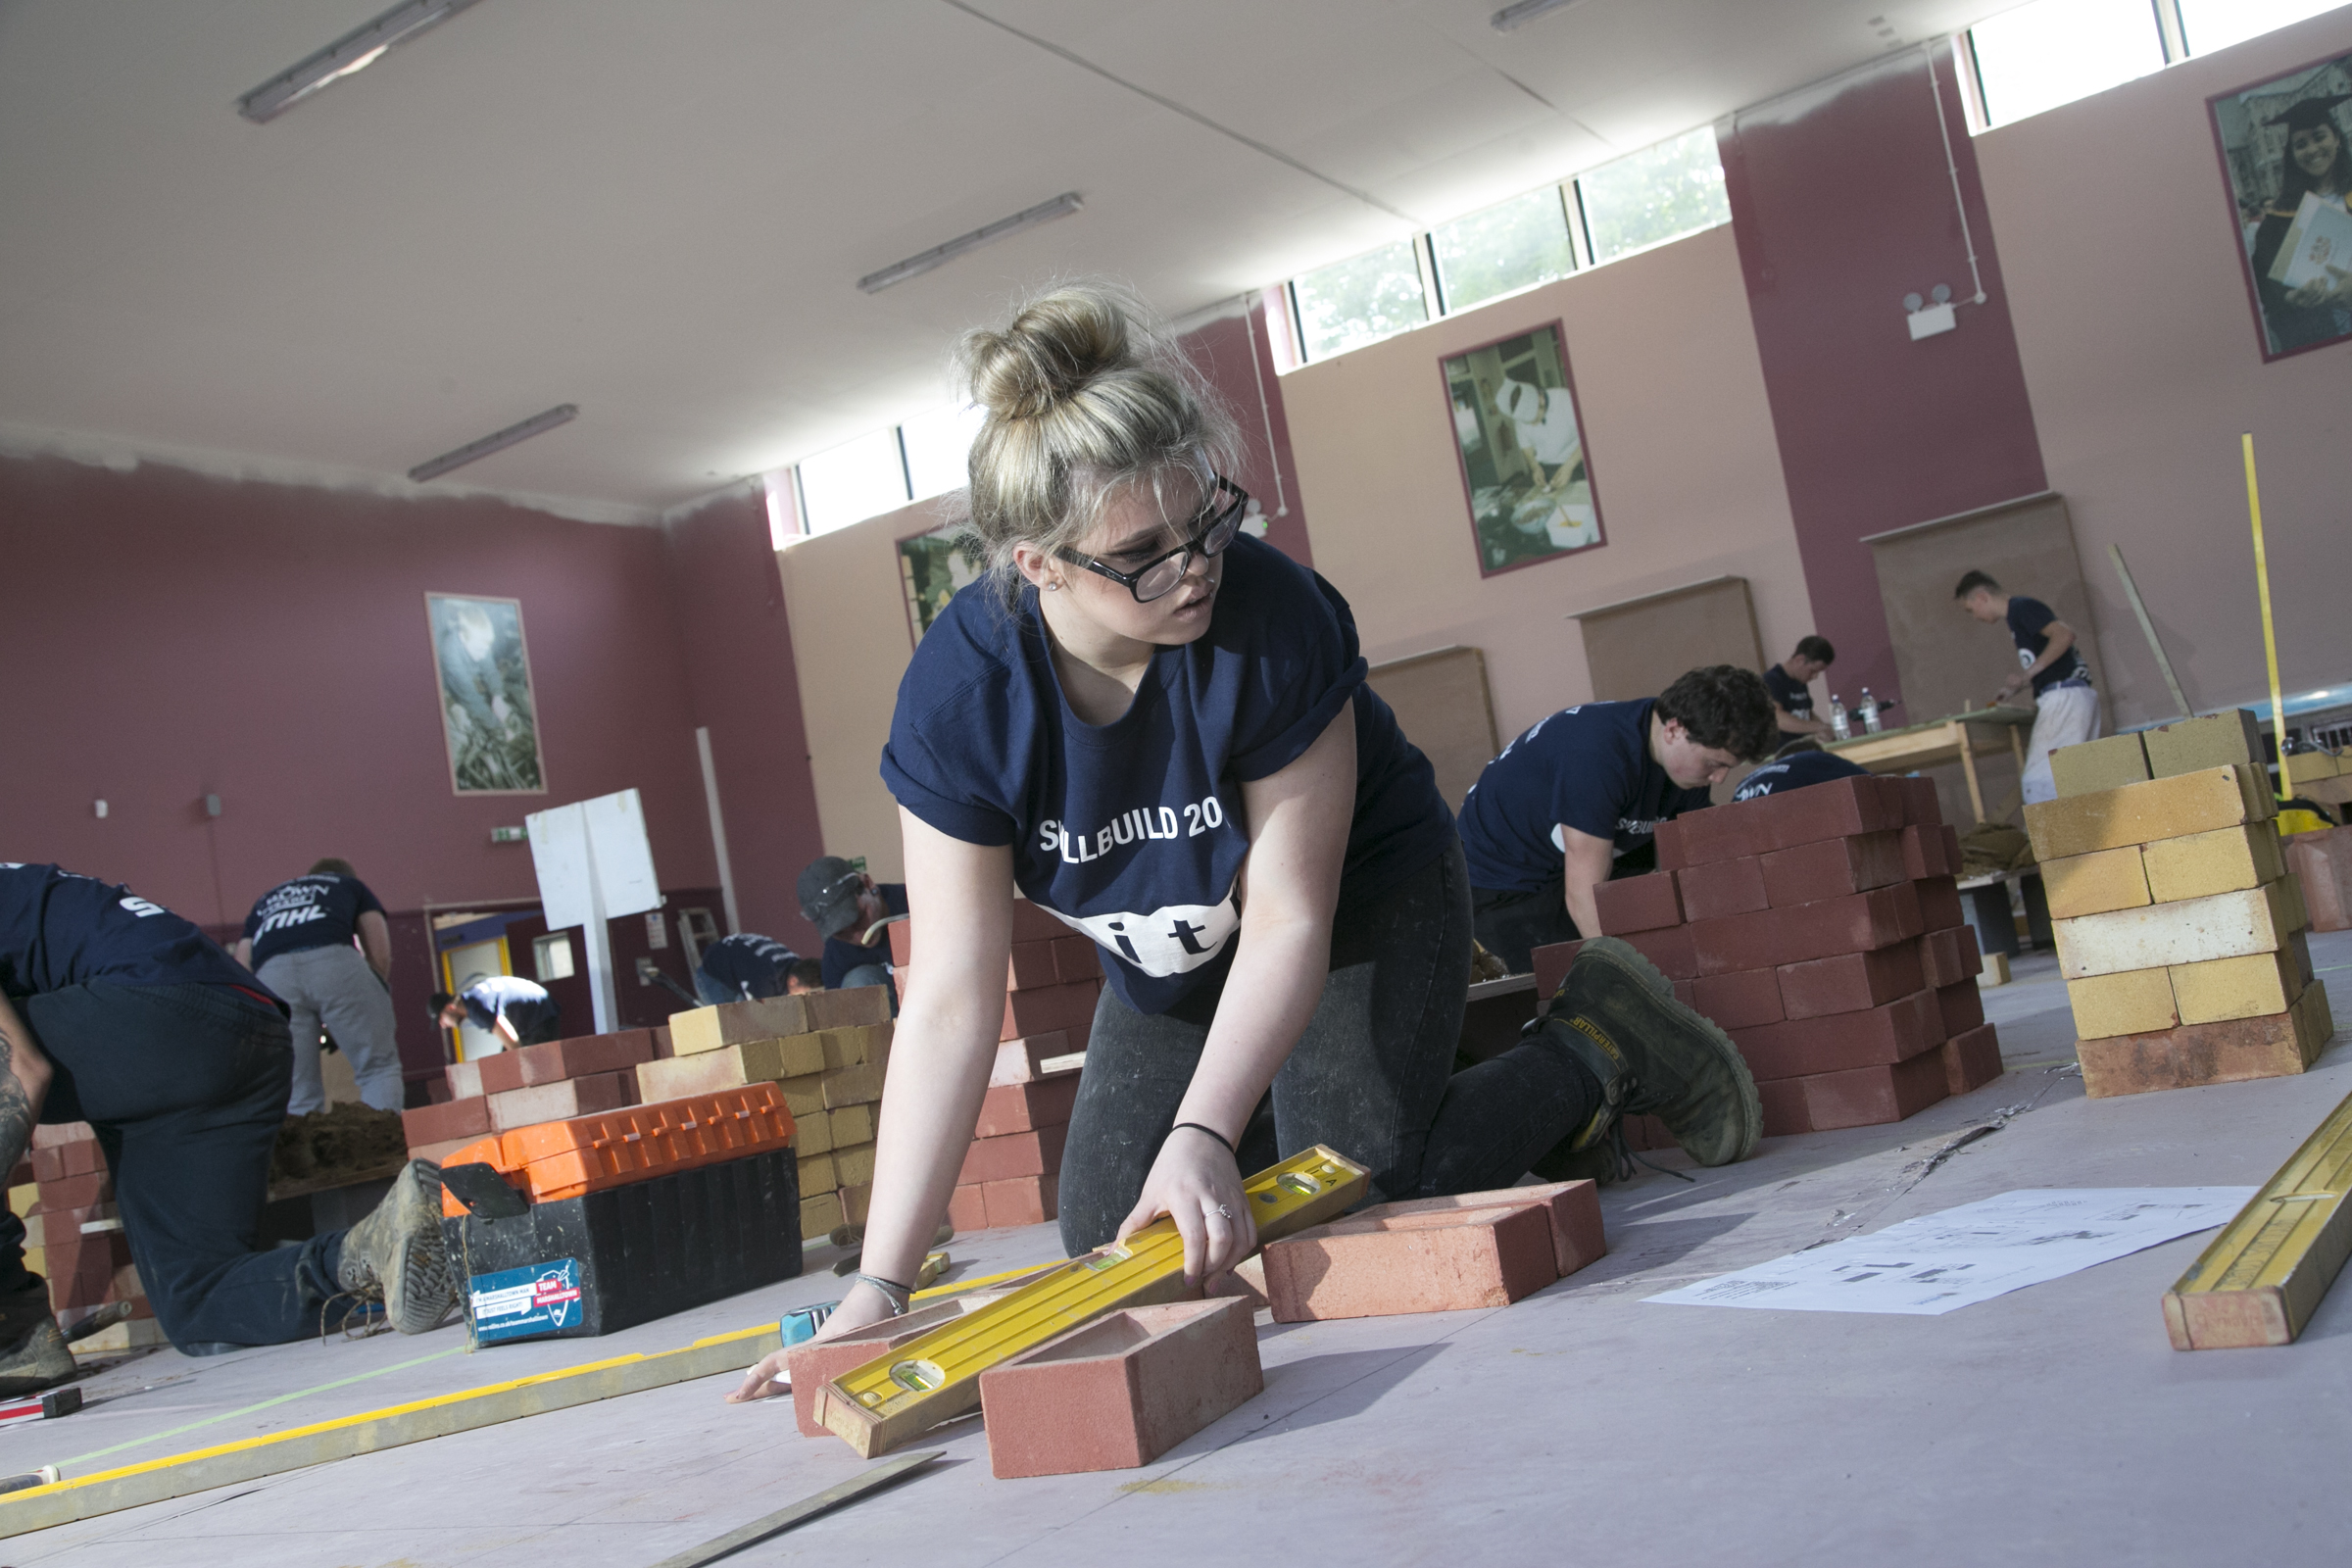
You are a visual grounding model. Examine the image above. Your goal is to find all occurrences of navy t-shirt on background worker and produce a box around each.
[1764,635,1836,739]
[1456,666,1779,974]
[729,285,1759,1404]
[797,857,906,1004]
[233,858,403,1116]
[694,932,800,1005]
[1732,744,1873,802]
[1956,569,2101,806]
[0,864,456,1383]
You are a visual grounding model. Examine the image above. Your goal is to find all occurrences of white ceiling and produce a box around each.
[0,0,1999,516]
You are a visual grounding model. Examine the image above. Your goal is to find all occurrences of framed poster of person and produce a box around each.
[2210,52,2352,360]
[1439,321,1606,576]
[897,519,987,649]
[423,592,546,795]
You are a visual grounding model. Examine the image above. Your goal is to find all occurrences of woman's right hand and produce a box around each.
[723,1281,902,1403]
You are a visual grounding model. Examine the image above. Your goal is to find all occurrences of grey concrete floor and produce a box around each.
[9,936,2352,1566]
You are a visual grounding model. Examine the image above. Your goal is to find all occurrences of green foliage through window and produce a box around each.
[1432,187,1575,312]
[1578,127,1732,265]
[1292,240,1427,362]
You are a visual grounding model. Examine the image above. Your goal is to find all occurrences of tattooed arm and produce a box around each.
[0,995,55,1179]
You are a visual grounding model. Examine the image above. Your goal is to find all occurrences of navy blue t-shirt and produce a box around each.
[1763,664,1815,722]
[1457,700,1713,894]
[2007,596,2089,697]
[881,534,1452,1015]
[819,883,906,992]
[1733,750,1872,801]
[1,863,274,1004]
[700,933,799,1000]
[460,975,559,1039]
[241,873,385,970]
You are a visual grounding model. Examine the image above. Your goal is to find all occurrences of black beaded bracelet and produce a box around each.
[1171,1121,1236,1156]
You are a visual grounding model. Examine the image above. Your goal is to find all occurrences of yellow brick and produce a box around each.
[8,1183,34,1218]
[2050,733,2149,797]
[819,1023,893,1073]
[821,1062,886,1109]
[795,1107,833,1156]
[2041,846,2151,918]
[22,1247,42,1281]
[2024,765,2275,861]
[773,1032,827,1078]
[2141,710,2265,777]
[2068,968,2179,1039]
[830,1102,875,1145]
[797,1150,838,1193]
[2285,752,2342,784]
[2171,951,2305,1026]
[839,1182,873,1226]
[804,985,892,1030]
[834,1142,877,1188]
[2052,878,2304,979]
[667,994,814,1055]
[799,1190,844,1241]
[775,1072,826,1118]
[634,1049,753,1102]
[2142,823,2285,904]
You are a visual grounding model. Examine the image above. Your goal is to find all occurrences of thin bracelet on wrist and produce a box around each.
[854,1272,914,1317]
[1171,1121,1236,1156]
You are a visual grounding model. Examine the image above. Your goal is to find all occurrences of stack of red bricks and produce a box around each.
[1531,773,2001,1142]
[24,1123,160,1348]
[892,903,1100,1232]
[401,1029,659,1162]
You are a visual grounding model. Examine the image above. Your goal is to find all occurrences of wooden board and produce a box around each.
[2166,1079,2352,1348]
[1365,645,1500,811]
[1570,575,1763,706]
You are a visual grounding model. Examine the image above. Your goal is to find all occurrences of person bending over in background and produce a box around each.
[1455,666,1778,974]
[797,856,906,1003]
[1764,636,1836,740]
[1955,570,2099,807]
[786,957,823,995]
[693,931,800,1004]
[0,863,453,1383]
[233,858,401,1116]
[432,974,560,1051]
[1732,739,1873,801]
[729,285,1759,1399]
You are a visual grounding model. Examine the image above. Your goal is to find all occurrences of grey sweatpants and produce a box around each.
[257,944,405,1114]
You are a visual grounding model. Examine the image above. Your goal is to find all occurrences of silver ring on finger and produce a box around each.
[1213,1203,1233,1219]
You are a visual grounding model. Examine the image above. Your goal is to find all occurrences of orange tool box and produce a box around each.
[439,1086,795,1217]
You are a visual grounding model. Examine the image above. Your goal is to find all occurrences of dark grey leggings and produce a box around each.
[1057,841,1601,1254]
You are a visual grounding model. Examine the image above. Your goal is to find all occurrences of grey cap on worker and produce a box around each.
[797,856,865,939]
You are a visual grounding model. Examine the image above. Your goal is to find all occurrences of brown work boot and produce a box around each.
[336,1161,457,1335]
[0,1277,77,1396]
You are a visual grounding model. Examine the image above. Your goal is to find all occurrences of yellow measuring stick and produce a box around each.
[2241,433,2290,804]
[2165,1085,2352,1348]
[820,1146,1369,1456]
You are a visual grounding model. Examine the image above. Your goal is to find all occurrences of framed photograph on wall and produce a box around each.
[1440,321,1606,577]
[424,592,546,795]
[2210,52,2352,361]
[897,520,987,650]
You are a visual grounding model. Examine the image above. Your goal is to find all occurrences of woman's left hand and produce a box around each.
[1116,1126,1255,1285]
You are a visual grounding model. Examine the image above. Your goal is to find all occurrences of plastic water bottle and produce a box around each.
[1830,695,1850,740]
[1858,688,1882,734]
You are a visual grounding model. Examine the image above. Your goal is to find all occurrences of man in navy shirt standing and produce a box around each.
[1763,635,1836,740]
[1458,666,1778,972]
[1956,570,2100,805]
[797,857,906,1004]
[233,858,401,1116]
[0,864,455,1383]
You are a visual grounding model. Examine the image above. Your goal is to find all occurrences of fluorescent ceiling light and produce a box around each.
[1491,0,1587,31]
[858,192,1084,294]
[409,404,577,482]
[237,0,484,123]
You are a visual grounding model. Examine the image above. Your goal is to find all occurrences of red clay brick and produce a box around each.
[1007,940,1058,990]
[1920,925,1982,990]
[1623,924,1698,980]
[1778,942,1925,1019]
[793,1298,977,1438]
[1654,808,1758,872]
[1730,989,1945,1080]
[402,1096,491,1148]
[1691,968,1786,1029]
[651,1025,673,1059]
[1758,1077,1810,1137]
[1262,1201,1557,1321]
[27,1148,65,1186]
[1004,981,1100,1043]
[981,1173,1059,1228]
[1897,776,1942,827]
[476,1051,527,1096]
[1788,1052,1949,1129]
[1690,882,1922,975]
[1939,1022,2003,1095]
[1915,875,1965,933]
[958,1124,1068,1185]
[1531,941,1585,1000]
[1762,832,1907,906]
[888,920,914,966]
[948,1182,990,1235]
[1675,775,1905,868]
[486,1071,636,1133]
[515,1030,655,1087]
[1678,857,1769,921]
[34,1172,111,1212]
[980,1298,1263,1478]
[974,1077,1082,1139]
[1361,1181,1605,1279]
[1673,979,1698,1007]
[1936,979,1985,1038]
[1900,822,1956,880]
[1592,872,1683,935]
[31,1124,92,1150]
[446,1060,484,1100]
[1052,937,1102,982]
[1008,900,1070,942]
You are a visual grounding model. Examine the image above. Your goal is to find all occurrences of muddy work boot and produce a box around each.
[0,1276,77,1396]
[337,1160,456,1335]
[1533,937,1761,1168]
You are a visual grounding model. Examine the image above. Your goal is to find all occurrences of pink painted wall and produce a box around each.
[1718,47,2047,708]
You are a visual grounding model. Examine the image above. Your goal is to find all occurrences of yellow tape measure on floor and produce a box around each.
[819,1146,1368,1456]
[2165,1086,2352,1349]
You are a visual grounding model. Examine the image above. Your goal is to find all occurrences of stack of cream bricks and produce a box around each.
[2031,710,2333,1096]
[19,1125,162,1351]
[889,904,1100,1232]
[1530,772,2001,1141]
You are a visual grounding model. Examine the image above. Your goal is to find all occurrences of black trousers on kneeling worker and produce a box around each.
[1056,841,1606,1255]
[8,981,355,1351]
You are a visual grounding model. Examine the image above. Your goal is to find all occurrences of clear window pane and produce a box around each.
[901,403,986,503]
[1577,126,1733,266]
[1292,239,1428,361]
[2179,0,2344,56]
[796,426,909,534]
[1969,0,2166,127]
[1431,187,1575,313]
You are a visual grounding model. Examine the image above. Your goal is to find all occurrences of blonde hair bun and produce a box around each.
[963,290,1135,422]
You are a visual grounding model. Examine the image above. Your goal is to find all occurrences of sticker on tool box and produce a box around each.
[467,1257,585,1343]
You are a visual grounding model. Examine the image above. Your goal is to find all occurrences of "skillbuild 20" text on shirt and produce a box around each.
[1036,793,1227,864]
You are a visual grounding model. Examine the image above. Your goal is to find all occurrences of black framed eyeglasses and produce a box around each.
[1055,477,1250,604]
